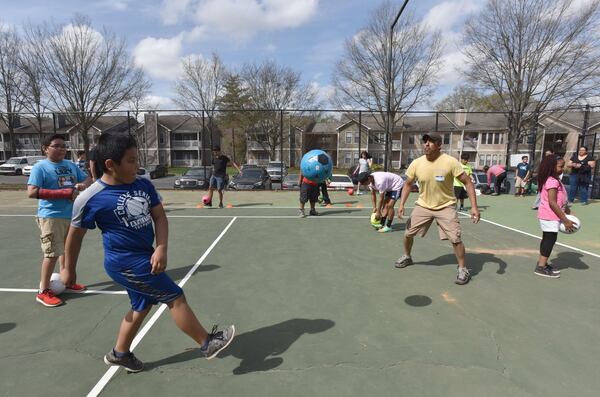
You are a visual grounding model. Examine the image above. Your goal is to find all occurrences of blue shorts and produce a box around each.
[105,261,183,312]
[385,189,401,201]
[209,175,225,190]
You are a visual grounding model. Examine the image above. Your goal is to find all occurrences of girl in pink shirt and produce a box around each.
[535,156,574,278]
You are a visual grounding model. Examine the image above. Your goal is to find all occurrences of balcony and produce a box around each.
[171,140,199,149]
[460,140,478,151]
[392,140,402,150]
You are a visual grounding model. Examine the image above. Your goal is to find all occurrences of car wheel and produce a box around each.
[15,169,22,175]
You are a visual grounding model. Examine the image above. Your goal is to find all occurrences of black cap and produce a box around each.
[422,134,443,145]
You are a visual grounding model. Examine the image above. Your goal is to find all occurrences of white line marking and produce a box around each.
[462,213,600,259]
[0,288,126,295]
[86,217,238,397]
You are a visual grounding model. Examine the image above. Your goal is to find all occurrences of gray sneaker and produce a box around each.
[394,255,413,268]
[103,349,144,372]
[201,325,235,360]
[298,209,306,218]
[455,267,471,285]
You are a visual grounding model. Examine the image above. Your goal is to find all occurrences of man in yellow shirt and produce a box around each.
[396,134,480,285]
[453,153,473,211]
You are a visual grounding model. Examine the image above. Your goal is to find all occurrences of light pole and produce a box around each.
[385,0,410,171]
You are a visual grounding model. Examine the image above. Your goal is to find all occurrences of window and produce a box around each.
[499,134,504,144]
[492,154,498,164]
[369,132,385,144]
[494,133,500,144]
[409,135,415,145]
[159,132,166,144]
[487,134,493,144]
[354,132,360,143]
[353,152,359,162]
[344,152,352,164]
[479,154,485,167]
[444,133,450,144]
[486,154,492,166]
[345,132,352,144]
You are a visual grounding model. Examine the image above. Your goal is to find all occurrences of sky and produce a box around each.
[0,0,590,110]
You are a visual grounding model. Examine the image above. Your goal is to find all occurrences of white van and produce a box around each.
[0,156,45,175]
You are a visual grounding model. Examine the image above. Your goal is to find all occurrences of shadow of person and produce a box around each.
[0,322,16,334]
[144,318,335,374]
[550,252,589,271]
[415,252,507,276]
[319,209,361,215]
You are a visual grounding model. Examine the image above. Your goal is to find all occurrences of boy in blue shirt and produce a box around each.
[27,134,90,307]
[64,133,234,372]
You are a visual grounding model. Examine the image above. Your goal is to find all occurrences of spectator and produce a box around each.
[484,163,507,196]
[515,155,532,197]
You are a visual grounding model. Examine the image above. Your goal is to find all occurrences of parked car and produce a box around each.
[229,168,272,190]
[137,167,152,181]
[282,173,300,190]
[173,167,212,189]
[145,164,168,179]
[0,156,45,175]
[23,159,43,176]
[266,161,287,182]
[328,174,354,190]
[472,170,511,193]
[241,164,261,171]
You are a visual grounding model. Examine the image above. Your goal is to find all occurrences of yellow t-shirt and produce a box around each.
[453,162,473,188]
[406,154,465,210]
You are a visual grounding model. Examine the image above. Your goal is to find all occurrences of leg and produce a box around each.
[568,174,577,202]
[452,242,466,268]
[579,182,589,204]
[218,189,224,206]
[114,306,152,353]
[207,186,215,203]
[40,257,58,290]
[167,295,209,346]
[403,234,414,256]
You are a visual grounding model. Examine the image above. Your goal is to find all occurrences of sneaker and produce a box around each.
[459,206,465,211]
[205,201,212,208]
[534,266,560,278]
[581,202,589,206]
[309,209,319,216]
[455,267,471,285]
[491,192,499,196]
[394,255,413,268]
[545,264,560,274]
[104,349,144,372]
[298,209,306,218]
[36,289,63,307]
[201,325,235,360]
[65,283,87,293]
[218,202,224,208]
[378,225,392,233]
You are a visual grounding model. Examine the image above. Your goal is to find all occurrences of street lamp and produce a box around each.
[385,0,410,171]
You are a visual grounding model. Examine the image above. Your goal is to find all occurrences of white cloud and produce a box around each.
[422,0,481,32]
[436,50,469,86]
[133,35,185,80]
[97,0,131,11]
[159,0,318,41]
[264,43,277,53]
[145,95,174,109]
[310,81,335,105]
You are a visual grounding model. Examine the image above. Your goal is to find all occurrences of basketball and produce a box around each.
[347,188,354,195]
[300,149,333,183]
[370,212,382,228]
[49,272,66,295]
[559,214,581,234]
[202,195,210,205]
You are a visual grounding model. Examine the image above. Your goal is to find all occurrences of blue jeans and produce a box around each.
[568,174,589,203]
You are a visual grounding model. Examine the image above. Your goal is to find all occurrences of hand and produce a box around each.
[563,219,575,232]
[397,205,405,219]
[75,183,86,191]
[70,189,79,201]
[375,209,382,219]
[471,207,480,224]
[150,246,167,275]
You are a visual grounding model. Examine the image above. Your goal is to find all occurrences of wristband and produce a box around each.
[38,188,74,200]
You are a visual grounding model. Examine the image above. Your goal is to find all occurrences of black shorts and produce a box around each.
[300,183,319,204]
[454,186,467,200]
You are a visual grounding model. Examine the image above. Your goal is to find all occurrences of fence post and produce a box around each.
[358,111,362,165]
[127,110,131,134]
[505,111,513,169]
[580,104,590,149]
[280,110,284,188]
[530,111,539,166]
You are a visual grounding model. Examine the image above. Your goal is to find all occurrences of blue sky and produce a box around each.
[3,0,489,108]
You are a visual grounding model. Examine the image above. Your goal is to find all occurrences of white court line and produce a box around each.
[87,216,237,397]
[459,212,600,259]
[0,288,126,295]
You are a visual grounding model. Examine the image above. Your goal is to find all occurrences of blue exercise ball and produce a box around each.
[300,149,333,182]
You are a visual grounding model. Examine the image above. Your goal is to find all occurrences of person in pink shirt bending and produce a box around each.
[483,164,507,196]
[535,155,574,278]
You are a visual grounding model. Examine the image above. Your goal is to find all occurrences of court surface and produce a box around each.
[0,189,598,397]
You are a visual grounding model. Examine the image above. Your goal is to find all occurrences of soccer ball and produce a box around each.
[370,213,382,229]
[49,272,66,295]
[559,214,581,234]
[300,149,333,183]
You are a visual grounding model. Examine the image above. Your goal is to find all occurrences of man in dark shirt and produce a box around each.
[515,155,531,197]
[206,146,241,208]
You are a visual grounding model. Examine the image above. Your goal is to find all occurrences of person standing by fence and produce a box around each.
[567,146,596,205]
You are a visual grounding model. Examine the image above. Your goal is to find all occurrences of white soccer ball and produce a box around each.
[559,214,581,234]
[49,272,66,295]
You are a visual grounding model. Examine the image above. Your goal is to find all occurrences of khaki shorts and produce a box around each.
[405,205,462,244]
[515,176,527,188]
[36,217,70,258]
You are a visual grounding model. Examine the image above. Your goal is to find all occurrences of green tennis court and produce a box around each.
[0,190,598,396]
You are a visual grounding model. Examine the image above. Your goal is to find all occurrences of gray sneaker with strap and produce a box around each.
[201,325,235,360]
[104,349,144,372]
[394,255,413,268]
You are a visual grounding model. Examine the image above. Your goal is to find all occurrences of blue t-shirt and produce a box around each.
[516,162,531,178]
[28,159,88,219]
[71,178,161,270]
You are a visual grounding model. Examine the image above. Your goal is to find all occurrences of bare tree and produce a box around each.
[173,53,227,155]
[240,60,319,160]
[435,85,501,112]
[463,0,600,156]
[332,1,442,167]
[126,74,154,165]
[0,26,24,155]
[24,16,145,156]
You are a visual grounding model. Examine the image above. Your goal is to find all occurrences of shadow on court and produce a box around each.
[415,252,508,276]
[144,318,335,374]
[550,252,589,271]
[0,322,16,334]
[319,209,362,215]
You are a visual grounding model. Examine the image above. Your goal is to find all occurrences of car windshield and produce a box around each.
[242,170,262,177]
[6,158,22,164]
[331,175,350,182]
[137,169,146,175]
[185,168,209,176]
[268,162,284,167]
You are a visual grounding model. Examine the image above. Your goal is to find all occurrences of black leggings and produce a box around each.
[540,232,558,257]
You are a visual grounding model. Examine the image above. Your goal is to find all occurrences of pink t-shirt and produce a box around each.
[537,176,567,221]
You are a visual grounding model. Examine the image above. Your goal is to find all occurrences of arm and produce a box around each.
[370,188,377,213]
[232,160,242,174]
[548,188,573,231]
[397,176,414,218]
[63,226,88,286]
[150,204,169,275]
[298,173,303,186]
[458,172,480,223]
[486,169,492,185]
[27,184,78,201]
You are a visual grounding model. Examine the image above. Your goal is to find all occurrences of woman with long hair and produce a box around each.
[353,151,372,195]
[535,156,574,278]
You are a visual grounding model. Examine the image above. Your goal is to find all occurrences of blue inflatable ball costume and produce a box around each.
[300,149,333,183]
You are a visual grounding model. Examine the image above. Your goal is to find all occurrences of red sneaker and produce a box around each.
[36,289,63,307]
[65,283,87,293]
